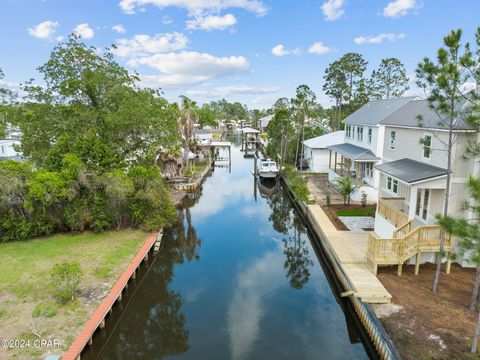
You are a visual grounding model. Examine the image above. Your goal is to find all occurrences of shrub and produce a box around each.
[361,191,367,207]
[32,303,57,318]
[50,261,83,303]
[326,193,331,206]
[282,166,310,202]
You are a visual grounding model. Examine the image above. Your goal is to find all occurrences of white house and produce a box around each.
[302,131,344,173]
[259,114,273,132]
[194,129,213,146]
[0,139,23,161]
[326,97,418,201]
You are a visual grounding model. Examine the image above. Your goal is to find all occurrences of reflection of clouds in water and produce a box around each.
[184,283,207,303]
[227,249,284,360]
[241,202,270,218]
[190,176,253,222]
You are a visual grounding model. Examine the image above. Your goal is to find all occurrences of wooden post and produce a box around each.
[347,159,351,179]
[355,162,359,188]
[446,252,451,274]
[415,251,421,275]
[373,263,378,275]
[334,152,338,174]
[397,262,403,276]
[340,155,344,176]
[328,149,332,170]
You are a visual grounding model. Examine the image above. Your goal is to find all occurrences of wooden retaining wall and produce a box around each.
[62,231,163,360]
[280,176,402,360]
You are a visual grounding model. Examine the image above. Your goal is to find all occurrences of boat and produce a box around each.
[256,158,279,179]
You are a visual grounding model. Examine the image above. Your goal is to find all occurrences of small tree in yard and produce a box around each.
[50,261,83,303]
[416,28,477,293]
[333,177,354,206]
[437,176,480,353]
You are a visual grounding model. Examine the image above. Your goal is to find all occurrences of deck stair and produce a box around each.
[367,221,452,276]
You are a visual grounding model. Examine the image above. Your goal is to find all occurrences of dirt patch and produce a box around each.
[376,263,479,359]
[322,205,349,230]
[305,174,345,205]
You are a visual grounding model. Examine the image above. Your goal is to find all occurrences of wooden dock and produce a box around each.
[307,205,392,304]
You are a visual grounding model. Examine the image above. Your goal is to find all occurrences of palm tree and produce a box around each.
[333,177,354,205]
[179,96,198,171]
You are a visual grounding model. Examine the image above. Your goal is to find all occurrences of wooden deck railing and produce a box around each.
[367,225,452,275]
[377,198,409,227]
[393,219,413,239]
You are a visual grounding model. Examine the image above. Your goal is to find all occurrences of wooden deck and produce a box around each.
[308,205,392,304]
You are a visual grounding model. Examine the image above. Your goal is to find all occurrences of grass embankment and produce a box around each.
[336,207,376,217]
[0,229,147,360]
[282,165,310,202]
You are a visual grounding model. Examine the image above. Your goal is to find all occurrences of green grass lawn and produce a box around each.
[336,207,376,217]
[0,229,148,359]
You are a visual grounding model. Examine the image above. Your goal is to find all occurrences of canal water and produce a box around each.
[92,137,372,360]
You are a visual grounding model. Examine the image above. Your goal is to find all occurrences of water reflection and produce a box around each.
[95,140,371,360]
[264,189,314,289]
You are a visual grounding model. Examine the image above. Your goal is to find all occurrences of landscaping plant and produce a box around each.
[50,261,83,303]
[333,177,354,206]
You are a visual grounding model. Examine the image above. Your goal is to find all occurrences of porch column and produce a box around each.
[334,152,338,174]
[347,159,351,179]
[355,162,359,188]
[340,155,344,176]
[408,185,418,220]
[328,149,332,170]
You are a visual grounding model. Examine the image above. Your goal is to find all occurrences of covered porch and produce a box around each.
[326,143,380,201]
[374,158,448,236]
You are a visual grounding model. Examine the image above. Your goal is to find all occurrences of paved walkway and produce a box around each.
[308,205,392,303]
[338,216,375,231]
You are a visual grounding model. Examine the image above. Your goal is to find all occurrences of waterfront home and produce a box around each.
[371,99,477,267]
[259,114,273,132]
[194,128,213,146]
[326,97,418,201]
[302,131,344,173]
[0,139,23,161]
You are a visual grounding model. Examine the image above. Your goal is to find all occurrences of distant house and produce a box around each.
[194,129,213,146]
[0,140,23,161]
[259,115,274,132]
[302,131,344,173]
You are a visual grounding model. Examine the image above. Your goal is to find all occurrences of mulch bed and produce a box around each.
[377,263,479,360]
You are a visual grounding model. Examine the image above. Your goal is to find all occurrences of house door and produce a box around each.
[415,189,430,222]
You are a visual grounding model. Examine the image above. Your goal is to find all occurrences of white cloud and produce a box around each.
[27,20,59,39]
[187,85,280,98]
[162,15,173,24]
[73,23,94,39]
[112,24,126,34]
[132,51,249,87]
[354,32,405,45]
[271,44,300,57]
[321,0,345,21]
[186,13,237,31]
[113,32,188,57]
[308,42,331,55]
[119,0,268,16]
[383,0,419,18]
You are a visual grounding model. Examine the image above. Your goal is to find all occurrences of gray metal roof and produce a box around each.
[374,158,447,183]
[343,97,417,126]
[326,143,380,161]
[380,99,474,130]
[194,128,211,135]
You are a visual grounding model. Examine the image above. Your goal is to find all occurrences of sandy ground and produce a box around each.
[375,263,479,360]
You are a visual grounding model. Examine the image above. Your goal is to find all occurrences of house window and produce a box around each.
[357,127,363,142]
[368,128,372,144]
[346,125,351,138]
[423,135,432,159]
[386,176,398,194]
[389,131,396,150]
[364,162,373,178]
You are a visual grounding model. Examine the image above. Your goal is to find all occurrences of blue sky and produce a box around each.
[1,0,479,109]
